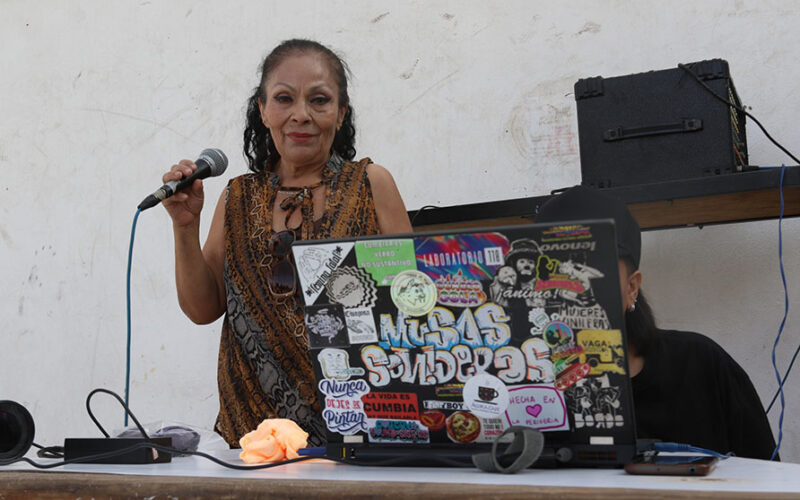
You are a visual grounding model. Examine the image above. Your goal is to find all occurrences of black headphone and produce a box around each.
[0,400,35,463]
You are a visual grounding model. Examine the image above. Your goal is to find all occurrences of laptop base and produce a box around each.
[327,442,635,468]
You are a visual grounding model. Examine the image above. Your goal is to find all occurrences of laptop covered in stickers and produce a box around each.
[292,220,637,467]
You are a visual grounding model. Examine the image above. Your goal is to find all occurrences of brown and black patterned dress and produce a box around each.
[215,155,379,447]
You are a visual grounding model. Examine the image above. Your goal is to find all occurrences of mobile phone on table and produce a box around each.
[624,454,719,476]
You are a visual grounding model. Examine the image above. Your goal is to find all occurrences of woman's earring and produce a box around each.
[629,298,637,313]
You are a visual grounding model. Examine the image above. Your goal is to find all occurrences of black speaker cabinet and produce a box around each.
[574,59,748,188]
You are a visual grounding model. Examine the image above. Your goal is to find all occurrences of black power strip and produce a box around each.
[64,437,172,464]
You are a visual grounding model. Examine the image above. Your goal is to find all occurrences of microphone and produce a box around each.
[138,148,228,211]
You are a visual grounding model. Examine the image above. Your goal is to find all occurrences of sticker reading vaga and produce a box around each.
[577,330,625,376]
[360,304,555,387]
[319,378,370,435]
[504,385,569,432]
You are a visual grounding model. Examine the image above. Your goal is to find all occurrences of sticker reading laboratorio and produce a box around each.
[504,384,569,432]
[462,373,510,418]
[293,242,355,305]
[355,239,416,286]
[319,378,370,435]
[414,233,511,280]
[390,270,437,317]
[325,266,377,309]
[305,305,349,349]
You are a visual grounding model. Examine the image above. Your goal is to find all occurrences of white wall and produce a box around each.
[1,0,798,461]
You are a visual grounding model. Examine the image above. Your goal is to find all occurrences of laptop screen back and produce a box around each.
[293,221,636,464]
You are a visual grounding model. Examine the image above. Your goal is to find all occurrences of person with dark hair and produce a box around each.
[161,39,412,447]
[536,185,777,460]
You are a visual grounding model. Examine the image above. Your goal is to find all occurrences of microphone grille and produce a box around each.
[198,148,229,176]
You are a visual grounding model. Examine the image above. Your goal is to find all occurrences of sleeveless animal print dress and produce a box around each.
[215,155,379,447]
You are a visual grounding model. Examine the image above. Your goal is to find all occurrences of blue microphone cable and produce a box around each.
[767,165,789,460]
[124,208,143,427]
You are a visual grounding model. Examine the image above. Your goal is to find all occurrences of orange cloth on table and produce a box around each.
[239,419,309,464]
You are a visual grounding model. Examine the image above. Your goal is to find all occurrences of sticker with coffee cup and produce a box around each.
[463,374,509,418]
[478,386,499,402]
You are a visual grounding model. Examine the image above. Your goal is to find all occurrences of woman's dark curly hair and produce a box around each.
[243,39,357,173]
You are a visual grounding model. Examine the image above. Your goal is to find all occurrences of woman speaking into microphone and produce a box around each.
[161,39,412,447]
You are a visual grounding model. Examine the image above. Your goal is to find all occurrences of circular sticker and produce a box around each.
[446,411,481,443]
[462,373,510,418]
[390,270,437,317]
[543,321,574,348]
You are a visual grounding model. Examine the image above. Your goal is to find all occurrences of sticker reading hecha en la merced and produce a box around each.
[462,373,510,418]
[504,384,569,432]
[390,270,438,317]
[355,239,416,286]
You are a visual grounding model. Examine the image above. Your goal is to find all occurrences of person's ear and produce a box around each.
[258,98,269,128]
[336,105,348,131]
[626,270,642,311]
